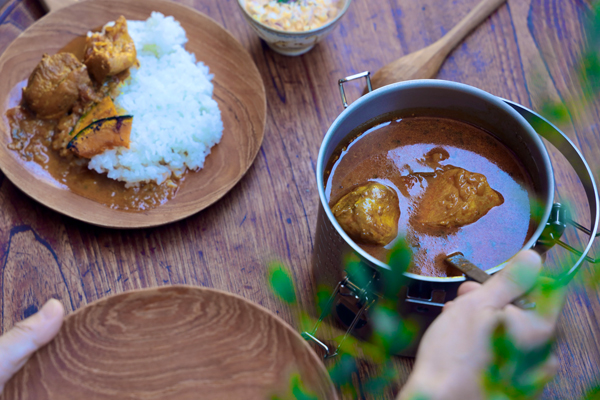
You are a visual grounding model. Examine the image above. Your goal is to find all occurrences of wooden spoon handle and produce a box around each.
[40,0,78,13]
[438,0,507,53]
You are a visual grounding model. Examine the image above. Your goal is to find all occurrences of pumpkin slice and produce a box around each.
[68,115,133,158]
[71,96,118,137]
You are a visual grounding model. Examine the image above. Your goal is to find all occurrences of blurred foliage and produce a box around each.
[267,239,416,399]
[579,2,600,102]
[271,373,319,400]
[486,0,600,392]
[537,1,600,127]
[483,323,554,400]
[268,262,297,304]
[584,384,600,400]
[267,2,600,396]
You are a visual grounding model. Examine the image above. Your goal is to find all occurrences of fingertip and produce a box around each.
[442,301,454,312]
[476,250,543,308]
[40,299,65,322]
[506,250,543,290]
[513,250,543,272]
[34,299,64,346]
[457,281,481,296]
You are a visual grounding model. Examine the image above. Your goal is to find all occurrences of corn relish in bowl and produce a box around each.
[244,0,343,32]
[238,0,351,56]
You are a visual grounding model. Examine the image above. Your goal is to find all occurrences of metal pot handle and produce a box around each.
[503,100,600,281]
[338,71,372,108]
[302,276,376,359]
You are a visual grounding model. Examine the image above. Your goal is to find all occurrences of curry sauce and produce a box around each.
[5,24,182,212]
[325,116,535,277]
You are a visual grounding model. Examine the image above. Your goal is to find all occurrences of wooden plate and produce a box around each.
[0,0,266,228]
[2,286,337,399]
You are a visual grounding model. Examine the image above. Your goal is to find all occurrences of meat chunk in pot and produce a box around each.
[22,53,91,119]
[84,16,137,82]
[332,182,400,246]
[414,166,503,230]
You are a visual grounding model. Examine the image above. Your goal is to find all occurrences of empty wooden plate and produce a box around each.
[0,0,266,228]
[2,286,337,399]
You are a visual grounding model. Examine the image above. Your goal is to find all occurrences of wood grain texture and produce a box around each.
[2,286,337,399]
[39,0,79,12]
[0,0,266,228]
[0,0,598,399]
[370,0,507,89]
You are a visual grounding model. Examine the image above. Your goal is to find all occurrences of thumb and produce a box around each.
[473,250,543,308]
[0,299,64,392]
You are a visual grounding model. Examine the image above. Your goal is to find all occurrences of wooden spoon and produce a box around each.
[370,0,507,90]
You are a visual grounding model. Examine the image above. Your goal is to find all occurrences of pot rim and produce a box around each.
[316,79,555,283]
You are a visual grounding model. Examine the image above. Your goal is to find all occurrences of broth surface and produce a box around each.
[325,116,535,277]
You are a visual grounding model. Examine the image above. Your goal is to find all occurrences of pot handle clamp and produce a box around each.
[339,71,372,108]
[302,275,377,359]
[503,100,600,280]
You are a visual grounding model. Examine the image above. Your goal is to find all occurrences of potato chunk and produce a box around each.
[23,53,91,119]
[414,167,503,230]
[332,182,400,246]
[84,16,137,82]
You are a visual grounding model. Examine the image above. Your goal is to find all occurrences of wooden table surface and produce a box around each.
[1,0,599,399]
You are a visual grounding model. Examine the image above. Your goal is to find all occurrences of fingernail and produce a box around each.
[509,251,542,289]
[39,299,64,321]
[515,250,543,267]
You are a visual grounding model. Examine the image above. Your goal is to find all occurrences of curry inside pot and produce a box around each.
[324,114,536,277]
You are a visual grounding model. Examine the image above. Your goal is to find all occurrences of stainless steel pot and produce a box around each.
[304,73,599,358]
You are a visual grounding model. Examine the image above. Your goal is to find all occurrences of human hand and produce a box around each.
[0,299,64,393]
[398,250,565,400]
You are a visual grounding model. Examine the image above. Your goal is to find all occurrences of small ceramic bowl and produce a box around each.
[237,0,352,56]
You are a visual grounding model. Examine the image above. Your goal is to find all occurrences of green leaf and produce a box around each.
[483,322,554,399]
[382,238,411,299]
[407,395,432,400]
[540,101,571,125]
[315,284,334,318]
[290,374,319,400]
[362,360,399,397]
[369,300,417,354]
[267,263,297,304]
[584,383,600,400]
[344,253,374,290]
[327,353,357,387]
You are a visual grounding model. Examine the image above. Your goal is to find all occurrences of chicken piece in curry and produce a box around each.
[4,17,167,211]
[332,182,400,246]
[325,116,534,277]
[84,16,137,82]
[22,53,94,119]
[413,166,504,231]
[15,16,136,160]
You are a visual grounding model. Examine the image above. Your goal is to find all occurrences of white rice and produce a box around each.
[88,12,223,186]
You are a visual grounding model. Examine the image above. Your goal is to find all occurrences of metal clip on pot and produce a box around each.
[303,71,378,359]
[504,99,600,281]
[302,275,377,359]
[304,74,599,358]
